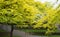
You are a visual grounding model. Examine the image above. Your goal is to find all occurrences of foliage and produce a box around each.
[0,0,38,25]
[0,0,60,35]
[33,1,59,35]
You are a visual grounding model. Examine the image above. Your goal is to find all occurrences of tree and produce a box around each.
[0,0,60,36]
[0,0,41,37]
[33,2,58,35]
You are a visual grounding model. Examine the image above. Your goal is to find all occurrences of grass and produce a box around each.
[40,35,60,37]
[21,29,46,32]
[48,35,60,37]
[0,29,21,37]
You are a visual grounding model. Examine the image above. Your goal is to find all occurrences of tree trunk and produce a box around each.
[10,25,14,37]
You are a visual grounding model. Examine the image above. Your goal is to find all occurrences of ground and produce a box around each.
[0,29,60,37]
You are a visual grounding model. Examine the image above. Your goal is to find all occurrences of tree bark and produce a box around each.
[10,25,14,37]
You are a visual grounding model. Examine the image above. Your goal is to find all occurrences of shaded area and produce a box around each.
[0,29,21,37]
